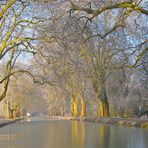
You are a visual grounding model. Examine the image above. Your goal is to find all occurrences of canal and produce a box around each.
[0,117,147,148]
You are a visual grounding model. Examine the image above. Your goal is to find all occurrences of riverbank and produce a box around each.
[0,118,23,128]
[51,116,148,128]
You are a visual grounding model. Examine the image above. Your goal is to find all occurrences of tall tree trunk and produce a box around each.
[98,86,110,117]
[71,101,74,116]
[0,51,14,102]
[61,106,64,116]
[73,100,79,117]
[80,96,86,117]
[71,98,79,117]
[0,77,9,102]
[98,99,110,117]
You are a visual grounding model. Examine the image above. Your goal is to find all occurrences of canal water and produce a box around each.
[0,117,147,148]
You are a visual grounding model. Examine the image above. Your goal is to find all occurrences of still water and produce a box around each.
[0,117,147,148]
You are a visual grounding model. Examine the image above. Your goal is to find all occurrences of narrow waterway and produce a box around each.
[0,117,147,148]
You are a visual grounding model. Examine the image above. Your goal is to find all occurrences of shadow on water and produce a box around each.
[0,118,147,148]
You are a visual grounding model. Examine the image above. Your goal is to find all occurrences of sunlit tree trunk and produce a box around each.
[70,95,79,117]
[98,86,110,117]
[93,79,110,117]
[98,99,110,117]
[71,100,74,116]
[80,96,86,117]
[73,100,79,117]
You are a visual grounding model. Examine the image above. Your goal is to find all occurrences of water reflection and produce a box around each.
[98,125,110,148]
[71,121,86,148]
[0,118,147,148]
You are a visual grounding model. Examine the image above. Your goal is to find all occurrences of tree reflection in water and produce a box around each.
[71,121,86,148]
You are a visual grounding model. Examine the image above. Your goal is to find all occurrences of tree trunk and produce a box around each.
[73,100,79,117]
[61,106,64,116]
[80,96,86,117]
[71,101,74,116]
[98,86,110,117]
[98,99,110,117]
[71,96,79,117]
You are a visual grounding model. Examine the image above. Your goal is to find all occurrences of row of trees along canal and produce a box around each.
[0,0,148,119]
